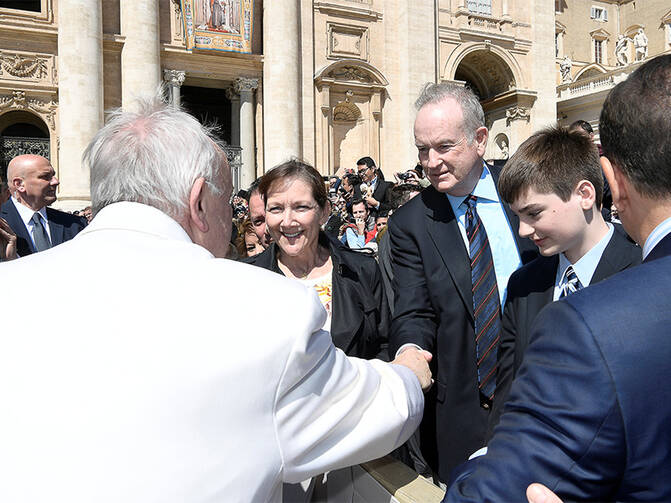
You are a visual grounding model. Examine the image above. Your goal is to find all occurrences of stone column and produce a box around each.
[263,0,301,170]
[57,0,103,209]
[163,69,185,108]
[121,0,161,109]
[234,77,259,189]
[225,86,241,146]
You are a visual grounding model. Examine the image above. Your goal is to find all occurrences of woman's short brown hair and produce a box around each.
[258,159,328,210]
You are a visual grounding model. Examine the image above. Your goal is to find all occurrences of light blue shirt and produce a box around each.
[11,196,52,248]
[445,164,522,306]
[554,223,614,301]
[344,227,366,249]
[643,216,671,260]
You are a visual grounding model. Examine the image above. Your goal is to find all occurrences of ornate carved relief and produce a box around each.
[0,90,58,130]
[234,77,259,94]
[332,90,361,122]
[328,23,368,61]
[0,51,56,85]
[326,66,373,83]
[505,106,530,126]
[163,69,186,86]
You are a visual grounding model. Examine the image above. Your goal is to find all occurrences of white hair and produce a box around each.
[83,96,226,219]
[415,82,485,143]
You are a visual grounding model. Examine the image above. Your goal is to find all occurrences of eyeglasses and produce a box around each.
[357,166,372,175]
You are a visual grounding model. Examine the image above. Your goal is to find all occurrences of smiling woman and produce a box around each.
[244,159,389,360]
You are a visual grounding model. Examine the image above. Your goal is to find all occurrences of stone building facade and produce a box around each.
[5,1,664,208]
[555,0,671,138]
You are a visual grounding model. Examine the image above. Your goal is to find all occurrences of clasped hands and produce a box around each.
[392,347,433,391]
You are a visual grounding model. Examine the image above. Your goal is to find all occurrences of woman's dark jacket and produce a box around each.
[244,232,389,360]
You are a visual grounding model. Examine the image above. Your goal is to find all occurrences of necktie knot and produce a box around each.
[31,212,43,225]
[560,265,582,298]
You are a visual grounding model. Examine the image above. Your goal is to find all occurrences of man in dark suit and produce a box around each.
[1,154,86,257]
[486,126,640,437]
[446,54,671,503]
[357,156,393,215]
[388,82,537,482]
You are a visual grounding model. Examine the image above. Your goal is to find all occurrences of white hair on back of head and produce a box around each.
[414,82,485,143]
[83,96,227,219]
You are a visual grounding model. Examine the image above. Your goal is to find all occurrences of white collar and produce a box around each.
[643,216,671,260]
[11,196,47,226]
[79,201,200,248]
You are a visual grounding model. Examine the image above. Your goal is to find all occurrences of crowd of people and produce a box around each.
[0,54,670,502]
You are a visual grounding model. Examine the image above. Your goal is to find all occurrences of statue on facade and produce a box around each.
[560,56,572,83]
[633,28,648,62]
[615,34,629,66]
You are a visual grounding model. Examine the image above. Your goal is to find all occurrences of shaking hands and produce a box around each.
[392,347,433,391]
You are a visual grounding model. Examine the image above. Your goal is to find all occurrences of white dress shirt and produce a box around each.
[553,223,614,301]
[11,196,52,246]
[643,216,671,259]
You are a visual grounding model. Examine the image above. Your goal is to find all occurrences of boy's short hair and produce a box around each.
[498,125,603,207]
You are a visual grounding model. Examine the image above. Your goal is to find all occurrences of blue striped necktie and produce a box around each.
[464,195,501,400]
[559,265,582,298]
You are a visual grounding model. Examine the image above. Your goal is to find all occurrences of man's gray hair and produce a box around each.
[83,97,226,219]
[415,82,485,142]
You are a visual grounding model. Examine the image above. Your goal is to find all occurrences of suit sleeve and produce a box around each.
[445,300,625,501]
[274,287,423,483]
[388,214,438,356]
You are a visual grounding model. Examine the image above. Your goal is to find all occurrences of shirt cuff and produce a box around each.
[394,343,423,359]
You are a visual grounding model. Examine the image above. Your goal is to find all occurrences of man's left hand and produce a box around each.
[527,483,563,503]
[365,195,378,208]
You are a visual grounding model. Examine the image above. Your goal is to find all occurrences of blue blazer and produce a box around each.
[444,233,671,501]
[1,199,87,257]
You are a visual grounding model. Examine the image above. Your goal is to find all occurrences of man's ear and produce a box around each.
[188,177,209,233]
[474,126,489,156]
[601,156,627,211]
[575,180,597,210]
[11,176,24,193]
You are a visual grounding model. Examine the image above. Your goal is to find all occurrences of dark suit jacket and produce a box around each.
[445,234,671,502]
[245,232,389,360]
[371,177,393,214]
[1,199,87,257]
[388,166,537,482]
[486,228,641,438]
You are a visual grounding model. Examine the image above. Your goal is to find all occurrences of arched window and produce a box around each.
[467,0,492,16]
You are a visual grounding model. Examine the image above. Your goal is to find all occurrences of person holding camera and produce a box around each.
[342,198,376,250]
[356,156,393,215]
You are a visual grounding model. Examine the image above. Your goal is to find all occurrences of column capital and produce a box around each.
[225,86,240,101]
[234,77,259,94]
[163,69,186,86]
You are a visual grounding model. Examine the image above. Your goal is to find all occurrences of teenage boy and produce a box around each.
[486,125,640,437]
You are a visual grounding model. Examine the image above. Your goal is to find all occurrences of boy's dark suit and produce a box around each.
[486,227,640,439]
[0,199,87,257]
[445,234,671,501]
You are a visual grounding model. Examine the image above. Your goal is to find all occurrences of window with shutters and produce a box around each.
[594,39,603,64]
[590,6,607,22]
[467,0,492,16]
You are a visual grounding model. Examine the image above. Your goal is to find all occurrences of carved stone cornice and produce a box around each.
[233,77,259,94]
[505,106,530,125]
[225,86,240,101]
[163,69,186,86]
[0,90,58,130]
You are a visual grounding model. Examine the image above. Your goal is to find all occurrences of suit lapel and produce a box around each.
[593,229,639,281]
[423,187,473,318]
[1,200,35,255]
[46,208,65,246]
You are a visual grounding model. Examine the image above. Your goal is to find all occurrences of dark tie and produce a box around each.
[464,195,501,400]
[559,265,582,298]
[31,212,52,252]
